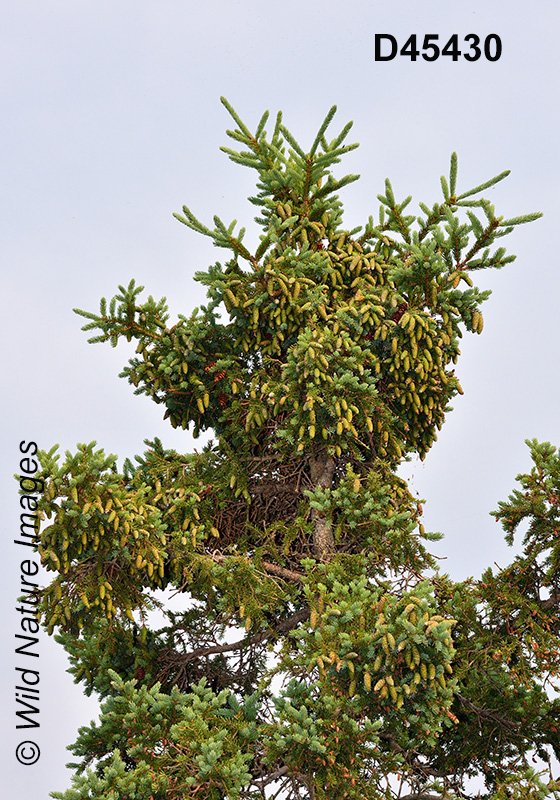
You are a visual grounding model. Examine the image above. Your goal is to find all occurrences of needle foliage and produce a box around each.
[34,100,559,800]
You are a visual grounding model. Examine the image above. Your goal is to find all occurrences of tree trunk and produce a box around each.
[309,451,336,562]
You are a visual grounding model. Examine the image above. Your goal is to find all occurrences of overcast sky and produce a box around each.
[2,2,559,796]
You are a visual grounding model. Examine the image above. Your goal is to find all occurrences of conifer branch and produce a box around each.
[41,104,553,800]
[159,607,310,669]
[309,105,338,157]
[456,169,511,200]
[220,95,253,139]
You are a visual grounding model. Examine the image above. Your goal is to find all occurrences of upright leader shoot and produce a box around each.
[34,101,560,800]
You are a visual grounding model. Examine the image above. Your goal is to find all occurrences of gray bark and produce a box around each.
[309,451,336,562]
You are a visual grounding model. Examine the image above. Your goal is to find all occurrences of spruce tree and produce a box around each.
[35,99,560,799]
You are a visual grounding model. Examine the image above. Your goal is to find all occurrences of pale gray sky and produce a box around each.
[2,2,559,796]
